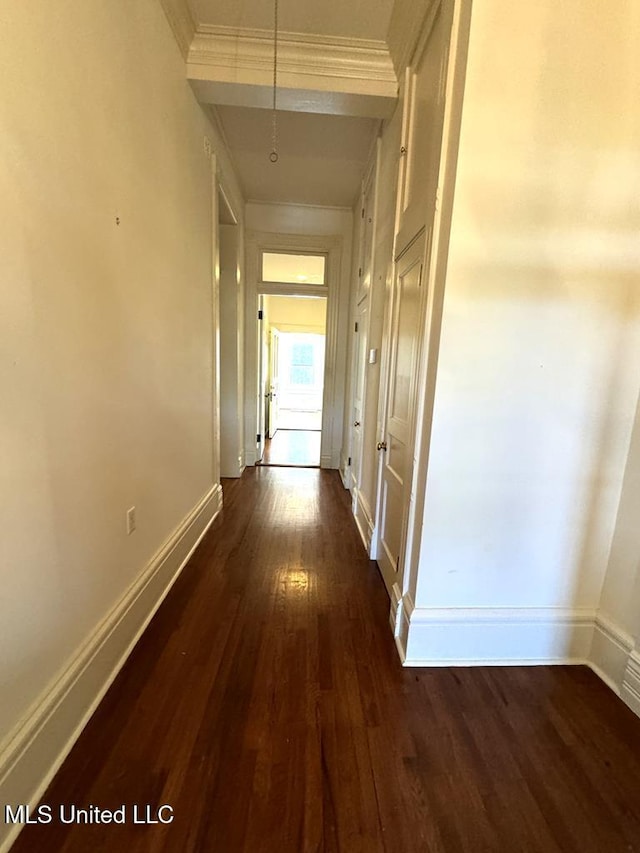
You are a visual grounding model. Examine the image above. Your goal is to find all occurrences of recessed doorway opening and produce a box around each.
[257,294,327,468]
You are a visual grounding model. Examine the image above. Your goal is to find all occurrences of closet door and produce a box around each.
[376,234,424,595]
[395,0,452,256]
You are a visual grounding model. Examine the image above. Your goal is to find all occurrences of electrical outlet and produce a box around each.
[126,506,136,535]
[203,136,212,157]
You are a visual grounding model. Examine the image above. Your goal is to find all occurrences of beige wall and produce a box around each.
[415,0,640,610]
[265,295,327,334]
[0,0,242,741]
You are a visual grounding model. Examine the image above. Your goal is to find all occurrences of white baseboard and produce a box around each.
[395,600,640,721]
[588,613,640,717]
[389,583,403,637]
[621,652,640,717]
[320,453,335,470]
[0,484,223,853]
[399,601,596,666]
[588,613,634,695]
[339,464,351,490]
[352,488,376,557]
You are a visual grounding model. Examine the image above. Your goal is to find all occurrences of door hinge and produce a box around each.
[258,309,263,320]
[396,555,400,569]
[361,207,365,218]
[358,267,362,277]
[348,456,351,466]
[354,321,359,333]
[257,433,261,443]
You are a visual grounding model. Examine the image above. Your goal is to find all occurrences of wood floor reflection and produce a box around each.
[258,428,321,467]
[11,468,640,853]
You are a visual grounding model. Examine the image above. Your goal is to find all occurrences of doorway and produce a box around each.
[257,294,327,467]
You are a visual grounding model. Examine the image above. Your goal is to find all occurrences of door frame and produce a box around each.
[244,231,342,469]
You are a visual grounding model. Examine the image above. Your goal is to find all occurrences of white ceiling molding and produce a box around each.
[386,0,440,76]
[157,0,196,59]
[187,25,398,118]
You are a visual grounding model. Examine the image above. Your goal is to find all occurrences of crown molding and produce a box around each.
[187,24,397,117]
[245,199,353,213]
[197,24,391,53]
[157,0,196,59]
[189,25,396,85]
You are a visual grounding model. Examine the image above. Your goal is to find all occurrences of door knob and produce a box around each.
[377,441,387,451]
[354,421,360,427]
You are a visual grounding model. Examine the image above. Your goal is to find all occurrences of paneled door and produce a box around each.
[376,233,424,597]
[350,298,369,500]
[395,0,452,255]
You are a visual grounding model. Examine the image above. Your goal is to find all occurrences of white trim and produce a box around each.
[188,27,397,119]
[257,283,328,298]
[389,583,403,637]
[354,489,375,555]
[588,612,634,695]
[339,452,352,489]
[622,652,640,717]
[197,24,393,53]
[0,485,222,853]
[245,231,343,471]
[188,25,396,86]
[391,602,640,720]
[247,199,353,214]
[399,604,597,667]
[587,613,640,718]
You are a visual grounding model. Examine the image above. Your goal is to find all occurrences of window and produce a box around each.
[290,343,314,386]
[261,252,326,286]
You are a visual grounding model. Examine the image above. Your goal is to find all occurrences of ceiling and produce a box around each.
[216,106,378,207]
[189,0,395,208]
[189,0,395,42]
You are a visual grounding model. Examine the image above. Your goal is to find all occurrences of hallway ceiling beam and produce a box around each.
[187,26,398,119]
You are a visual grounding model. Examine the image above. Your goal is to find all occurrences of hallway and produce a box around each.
[12,469,640,853]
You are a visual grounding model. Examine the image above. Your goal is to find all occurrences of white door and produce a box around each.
[350,298,369,499]
[268,328,280,438]
[395,0,451,253]
[376,234,424,596]
[256,296,267,462]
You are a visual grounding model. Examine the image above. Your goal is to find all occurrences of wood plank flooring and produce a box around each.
[11,468,640,852]
[257,429,321,467]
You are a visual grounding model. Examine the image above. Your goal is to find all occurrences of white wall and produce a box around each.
[412,0,640,621]
[0,0,243,802]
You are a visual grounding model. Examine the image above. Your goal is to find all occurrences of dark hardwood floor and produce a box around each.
[11,468,640,852]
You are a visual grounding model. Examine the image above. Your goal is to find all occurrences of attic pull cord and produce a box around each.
[270,0,279,163]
